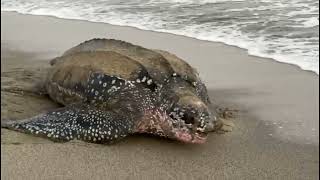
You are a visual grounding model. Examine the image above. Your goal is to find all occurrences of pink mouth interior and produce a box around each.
[174,131,207,144]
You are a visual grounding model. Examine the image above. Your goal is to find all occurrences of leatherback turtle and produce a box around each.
[2,50,208,143]
[2,39,234,144]
[54,38,217,132]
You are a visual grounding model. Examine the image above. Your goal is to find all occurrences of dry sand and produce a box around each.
[1,12,319,180]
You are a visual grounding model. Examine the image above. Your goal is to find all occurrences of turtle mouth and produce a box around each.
[136,108,208,143]
[167,108,209,143]
[174,130,207,144]
[170,117,208,144]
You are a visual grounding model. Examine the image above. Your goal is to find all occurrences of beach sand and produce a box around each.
[1,12,319,179]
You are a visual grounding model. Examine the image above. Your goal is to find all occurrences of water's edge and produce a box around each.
[2,10,319,75]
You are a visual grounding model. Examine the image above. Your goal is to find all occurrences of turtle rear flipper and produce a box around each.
[1,84,47,97]
[1,103,135,144]
[1,67,49,96]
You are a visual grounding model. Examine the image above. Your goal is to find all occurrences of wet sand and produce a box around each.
[1,12,319,179]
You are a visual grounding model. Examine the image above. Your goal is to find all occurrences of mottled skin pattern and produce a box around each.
[55,38,216,132]
[7,104,135,143]
[158,74,217,132]
[2,68,208,144]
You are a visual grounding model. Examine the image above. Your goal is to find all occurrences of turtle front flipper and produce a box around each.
[84,72,155,107]
[1,103,135,144]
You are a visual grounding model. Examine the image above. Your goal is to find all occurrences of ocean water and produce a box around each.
[2,0,319,74]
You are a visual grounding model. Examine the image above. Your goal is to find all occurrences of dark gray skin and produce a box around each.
[159,74,216,132]
[56,38,217,132]
[2,53,208,144]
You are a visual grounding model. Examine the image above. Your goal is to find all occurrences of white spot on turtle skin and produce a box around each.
[192,82,197,86]
[173,73,177,76]
[147,79,153,85]
[112,80,116,84]
[95,91,99,96]
[141,76,147,82]
[103,83,107,87]
[136,79,141,83]
[91,80,95,84]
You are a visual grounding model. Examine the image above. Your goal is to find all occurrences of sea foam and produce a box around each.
[2,0,319,74]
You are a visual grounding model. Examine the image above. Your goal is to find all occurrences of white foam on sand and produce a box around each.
[1,0,319,74]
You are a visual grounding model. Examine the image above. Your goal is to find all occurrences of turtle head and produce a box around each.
[133,94,210,144]
[158,75,218,133]
[133,74,219,143]
[168,94,218,133]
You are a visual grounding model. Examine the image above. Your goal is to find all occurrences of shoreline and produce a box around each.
[1,10,319,76]
[2,9,318,146]
[1,11,319,179]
